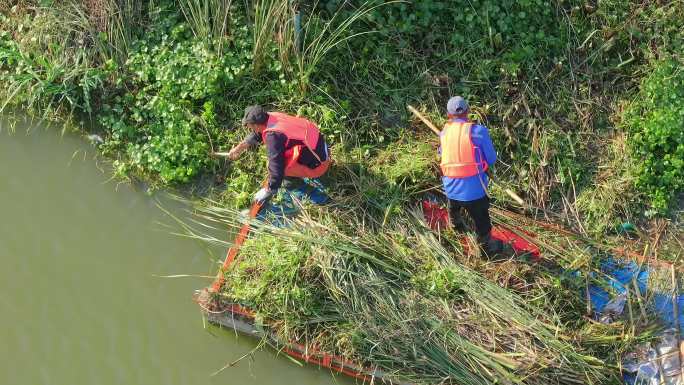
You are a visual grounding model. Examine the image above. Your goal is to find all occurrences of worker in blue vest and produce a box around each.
[440,96,504,257]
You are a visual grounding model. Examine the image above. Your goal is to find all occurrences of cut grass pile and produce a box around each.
[186,161,664,384]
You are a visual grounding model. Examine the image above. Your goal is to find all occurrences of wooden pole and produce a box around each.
[407,105,441,135]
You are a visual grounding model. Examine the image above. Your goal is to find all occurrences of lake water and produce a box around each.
[0,117,348,385]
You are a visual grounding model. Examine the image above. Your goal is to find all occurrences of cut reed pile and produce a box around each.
[186,164,658,384]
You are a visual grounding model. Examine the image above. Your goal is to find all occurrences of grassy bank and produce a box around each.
[1,1,682,226]
[1,1,683,383]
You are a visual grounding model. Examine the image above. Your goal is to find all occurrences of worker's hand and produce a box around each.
[227,146,242,160]
[253,187,274,204]
[227,141,251,160]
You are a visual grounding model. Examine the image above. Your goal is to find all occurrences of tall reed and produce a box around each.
[0,3,105,115]
[178,0,233,55]
[247,0,388,84]
[290,1,391,94]
[250,0,289,75]
[104,0,147,63]
[67,0,150,64]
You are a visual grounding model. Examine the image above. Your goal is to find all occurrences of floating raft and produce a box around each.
[195,297,404,383]
[196,199,683,385]
[195,200,542,384]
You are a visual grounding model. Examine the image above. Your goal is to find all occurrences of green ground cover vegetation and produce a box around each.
[1,0,681,225]
[1,1,683,383]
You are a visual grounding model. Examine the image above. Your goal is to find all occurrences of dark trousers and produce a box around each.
[448,196,492,240]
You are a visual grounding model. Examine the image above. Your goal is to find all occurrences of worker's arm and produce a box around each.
[227,132,261,160]
[226,141,250,160]
[471,124,497,167]
[264,132,287,192]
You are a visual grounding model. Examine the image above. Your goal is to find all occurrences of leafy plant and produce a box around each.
[99,25,220,182]
[622,57,684,214]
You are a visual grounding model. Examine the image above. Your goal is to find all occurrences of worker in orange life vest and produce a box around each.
[440,96,503,257]
[227,105,331,204]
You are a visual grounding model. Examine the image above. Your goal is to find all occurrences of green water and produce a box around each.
[0,118,348,385]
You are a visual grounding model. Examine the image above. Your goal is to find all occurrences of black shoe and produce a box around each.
[453,222,468,233]
[478,233,506,260]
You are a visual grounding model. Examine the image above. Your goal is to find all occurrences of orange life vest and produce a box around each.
[282,145,330,178]
[440,121,488,178]
[261,112,323,163]
[261,112,330,178]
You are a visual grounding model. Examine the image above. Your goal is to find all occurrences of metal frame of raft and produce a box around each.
[199,301,400,383]
[196,199,678,384]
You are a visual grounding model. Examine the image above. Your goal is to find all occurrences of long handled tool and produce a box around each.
[407,105,525,206]
[210,180,267,293]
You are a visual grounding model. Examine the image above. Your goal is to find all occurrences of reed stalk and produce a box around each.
[248,0,289,75]
[291,1,391,95]
[178,0,233,55]
[0,3,106,115]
